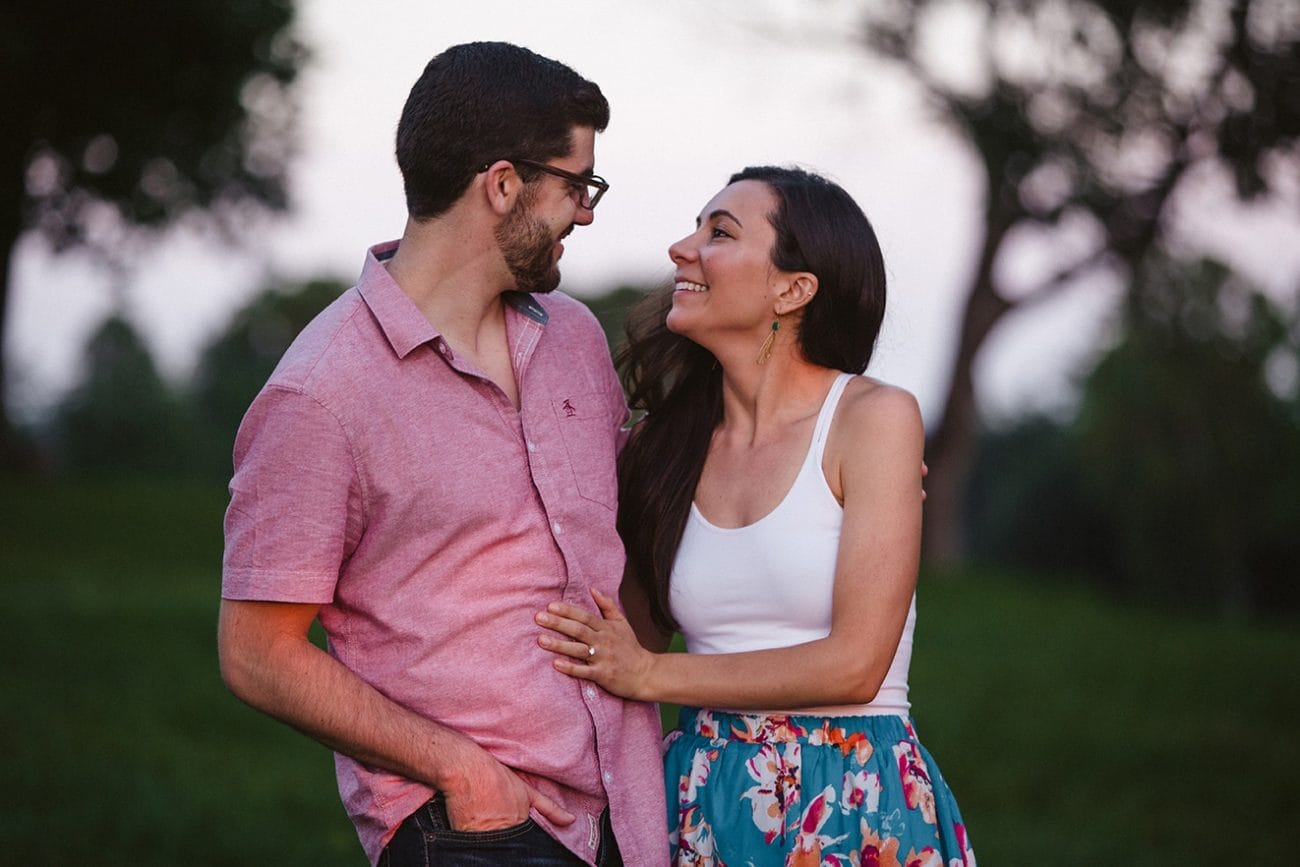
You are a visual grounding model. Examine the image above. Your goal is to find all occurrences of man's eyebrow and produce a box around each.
[695,209,743,228]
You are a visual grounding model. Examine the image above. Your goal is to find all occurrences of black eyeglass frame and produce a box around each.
[504,158,609,210]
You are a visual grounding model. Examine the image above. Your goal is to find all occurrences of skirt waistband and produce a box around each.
[677,706,914,747]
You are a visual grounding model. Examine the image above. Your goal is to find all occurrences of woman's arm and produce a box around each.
[618,565,673,653]
[537,382,924,709]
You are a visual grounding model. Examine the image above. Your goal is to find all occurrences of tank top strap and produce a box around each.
[809,372,855,464]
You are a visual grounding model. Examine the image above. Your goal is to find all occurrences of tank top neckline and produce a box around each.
[690,372,855,533]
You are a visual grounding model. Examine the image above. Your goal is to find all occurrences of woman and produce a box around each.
[536,166,974,866]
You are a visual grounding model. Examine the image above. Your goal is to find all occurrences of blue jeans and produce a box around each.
[379,793,623,867]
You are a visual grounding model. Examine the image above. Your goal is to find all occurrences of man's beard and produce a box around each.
[495,193,566,294]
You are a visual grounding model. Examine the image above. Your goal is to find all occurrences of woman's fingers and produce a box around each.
[536,633,593,661]
[546,601,594,624]
[535,609,593,641]
[589,587,626,621]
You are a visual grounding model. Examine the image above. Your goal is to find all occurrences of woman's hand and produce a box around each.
[535,587,657,701]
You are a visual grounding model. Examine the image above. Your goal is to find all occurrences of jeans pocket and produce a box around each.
[428,792,537,844]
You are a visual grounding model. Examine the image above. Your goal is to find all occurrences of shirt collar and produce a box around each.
[356,241,440,359]
[356,241,552,359]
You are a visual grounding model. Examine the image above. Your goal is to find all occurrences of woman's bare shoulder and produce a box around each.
[836,376,923,441]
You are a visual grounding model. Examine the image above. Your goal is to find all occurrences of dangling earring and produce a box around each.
[756,320,779,365]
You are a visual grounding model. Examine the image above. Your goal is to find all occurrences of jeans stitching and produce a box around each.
[410,804,433,867]
[426,792,537,844]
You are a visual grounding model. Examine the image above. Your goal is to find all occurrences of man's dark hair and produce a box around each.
[396,42,610,220]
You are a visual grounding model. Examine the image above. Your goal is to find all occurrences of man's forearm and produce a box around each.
[217,600,480,791]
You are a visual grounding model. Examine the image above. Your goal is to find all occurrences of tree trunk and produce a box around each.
[1,149,36,474]
[921,217,1013,567]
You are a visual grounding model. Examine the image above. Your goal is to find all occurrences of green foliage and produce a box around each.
[857,0,1300,561]
[967,256,1300,617]
[964,415,1119,583]
[3,480,1298,863]
[912,566,1300,864]
[0,0,306,468]
[4,1,305,243]
[582,283,651,352]
[52,314,194,477]
[0,479,357,864]
[1076,258,1300,615]
[189,278,346,478]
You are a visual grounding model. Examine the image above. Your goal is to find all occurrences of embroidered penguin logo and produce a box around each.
[561,399,577,418]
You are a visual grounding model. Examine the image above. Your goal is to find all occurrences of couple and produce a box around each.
[218,42,973,867]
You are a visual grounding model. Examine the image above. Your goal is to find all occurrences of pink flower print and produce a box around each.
[730,713,806,744]
[854,817,904,867]
[902,848,943,867]
[695,709,721,741]
[679,747,717,804]
[675,804,723,866]
[760,715,808,743]
[809,723,875,764]
[742,742,802,845]
[950,823,976,867]
[785,785,849,867]
[892,741,937,825]
[841,770,882,814]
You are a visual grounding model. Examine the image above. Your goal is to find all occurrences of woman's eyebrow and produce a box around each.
[696,208,743,228]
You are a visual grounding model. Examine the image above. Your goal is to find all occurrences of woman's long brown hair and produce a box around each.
[616,166,888,634]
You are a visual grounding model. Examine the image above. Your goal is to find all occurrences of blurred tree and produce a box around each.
[854,0,1300,563]
[190,277,344,479]
[1075,256,1300,617]
[0,1,305,471]
[583,284,653,351]
[963,414,1119,583]
[53,313,191,477]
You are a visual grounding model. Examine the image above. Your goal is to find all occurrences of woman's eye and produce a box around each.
[710,226,731,239]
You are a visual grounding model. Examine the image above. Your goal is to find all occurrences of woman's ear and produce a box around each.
[774,272,818,316]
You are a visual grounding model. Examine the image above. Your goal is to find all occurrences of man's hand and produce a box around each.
[218,599,574,833]
[440,746,575,831]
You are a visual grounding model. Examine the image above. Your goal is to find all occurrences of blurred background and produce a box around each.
[2,0,1298,863]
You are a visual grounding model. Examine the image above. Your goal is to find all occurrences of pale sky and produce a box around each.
[9,0,1299,425]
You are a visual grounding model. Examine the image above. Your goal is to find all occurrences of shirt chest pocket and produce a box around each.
[552,393,619,511]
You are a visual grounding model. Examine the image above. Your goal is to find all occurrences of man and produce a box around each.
[218,42,667,866]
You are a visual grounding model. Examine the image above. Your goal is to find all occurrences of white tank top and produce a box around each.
[669,372,915,717]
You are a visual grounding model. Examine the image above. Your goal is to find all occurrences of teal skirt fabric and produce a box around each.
[664,707,975,866]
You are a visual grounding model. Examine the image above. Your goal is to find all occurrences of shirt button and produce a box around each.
[527,441,537,452]
[584,685,596,699]
[552,521,562,534]
[603,771,613,784]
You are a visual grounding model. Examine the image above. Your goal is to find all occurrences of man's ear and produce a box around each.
[774,272,818,316]
[481,160,524,216]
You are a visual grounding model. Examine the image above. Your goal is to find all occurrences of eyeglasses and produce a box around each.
[509,158,609,210]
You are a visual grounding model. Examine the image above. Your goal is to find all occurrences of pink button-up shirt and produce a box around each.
[222,241,667,866]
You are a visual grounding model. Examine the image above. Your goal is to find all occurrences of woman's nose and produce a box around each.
[668,234,695,264]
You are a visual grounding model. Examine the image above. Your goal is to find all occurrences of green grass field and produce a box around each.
[2,479,1296,864]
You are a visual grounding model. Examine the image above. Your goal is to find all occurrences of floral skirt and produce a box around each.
[664,707,975,867]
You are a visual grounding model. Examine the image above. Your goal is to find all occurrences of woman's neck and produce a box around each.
[716,355,839,446]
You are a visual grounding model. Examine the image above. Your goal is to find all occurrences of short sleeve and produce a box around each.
[221,385,363,603]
